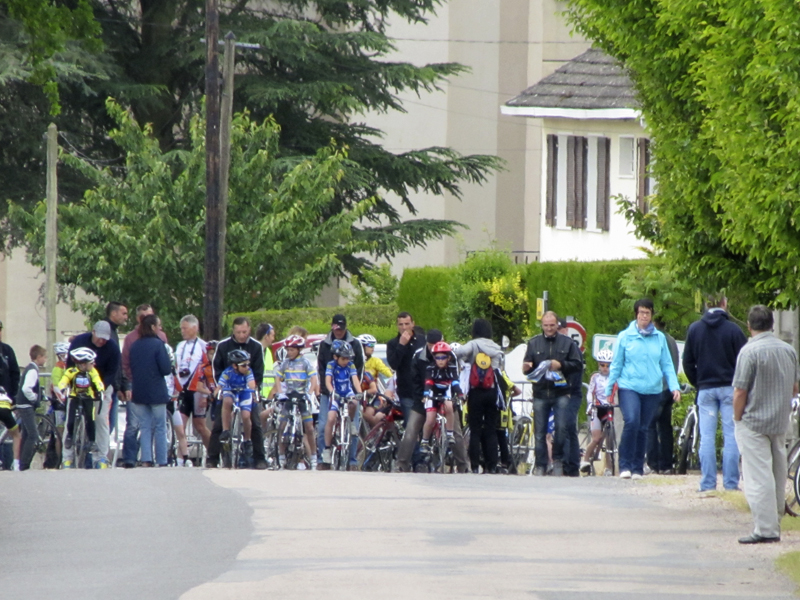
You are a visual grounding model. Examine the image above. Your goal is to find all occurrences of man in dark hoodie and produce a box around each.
[683,293,747,492]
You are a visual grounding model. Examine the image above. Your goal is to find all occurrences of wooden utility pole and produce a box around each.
[45,123,58,370]
[217,32,235,321]
[204,0,222,340]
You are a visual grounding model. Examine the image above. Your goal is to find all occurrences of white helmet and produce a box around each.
[596,348,614,363]
[54,342,70,356]
[449,342,461,352]
[70,347,97,363]
[164,343,175,364]
[357,334,377,347]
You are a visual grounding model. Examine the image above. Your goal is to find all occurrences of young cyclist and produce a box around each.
[56,347,105,468]
[0,386,21,470]
[581,348,617,476]
[420,341,462,453]
[274,335,319,470]
[44,342,70,467]
[357,334,393,428]
[322,340,362,465]
[218,349,255,465]
[358,334,393,381]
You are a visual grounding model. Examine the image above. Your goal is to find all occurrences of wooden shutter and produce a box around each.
[545,134,557,227]
[566,136,576,228]
[637,138,650,213]
[576,137,588,230]
[596,137,611,231]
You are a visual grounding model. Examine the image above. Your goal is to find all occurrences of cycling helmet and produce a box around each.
[333,340,354,359]
[164,343,175,364]
[596,348,614,363]
[285,335,305,349]
[228,349,251,365]
[431,341,452,355]
[449,342,461,353]
[54,342,70,356]
[357,334,377,348]
[70,347,97,363]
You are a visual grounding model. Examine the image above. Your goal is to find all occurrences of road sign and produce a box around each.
[592,334,617,359]
[564,318,586,353]
[536,298,544,320]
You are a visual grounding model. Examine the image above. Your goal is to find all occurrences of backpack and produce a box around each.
[469,351,496,389]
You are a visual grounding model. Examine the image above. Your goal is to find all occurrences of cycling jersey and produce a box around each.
[275,356,315,395]
[187,353,215,394]
[58,367,105,400]
[219,366,255,412]
[0,390,16,430]
[364,356,392,380]
[325,360,357,398]
[586,372,613,406]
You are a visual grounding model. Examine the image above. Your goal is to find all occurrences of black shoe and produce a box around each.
[253,460,268,470]
[738,533,780,544]
[219,430,231,443]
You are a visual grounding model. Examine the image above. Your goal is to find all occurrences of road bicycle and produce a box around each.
[279,391,313,470]
[581,403,618,476]
[329,391,357,471]
[64,395,92,469]
[418,394,458,474]
[785,396,800,517]
[220,389,257,469]
[358,395,404,472]
[676,386,699,474]
[509,398,535,475]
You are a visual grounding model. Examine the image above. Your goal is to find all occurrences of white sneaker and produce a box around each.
[278,455,287,469]
[310,457,318,470]
[631,473,643,480]
[297,462,306,471]
[184,459,193,468]
[176,458,184,467]
[12,459,20,471]
[620,470,632,479]
[579,461,592,473]
[322,448,332,464]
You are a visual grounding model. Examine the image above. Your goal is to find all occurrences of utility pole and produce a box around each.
[204,0,222,340]
[217,32,235,323]
[45,123,58,371]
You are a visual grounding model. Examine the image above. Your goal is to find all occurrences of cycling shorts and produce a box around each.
[222,389,253,412]
[329,394,356,414]
[590,405,613,432]
[167,400,183,427]
[179,389,207,418]
[424,396,449,413]
[279,396,312,423]
[0,407,17,431]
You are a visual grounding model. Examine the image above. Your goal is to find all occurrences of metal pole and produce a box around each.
[204,0,222,340]
[45,123,58,370]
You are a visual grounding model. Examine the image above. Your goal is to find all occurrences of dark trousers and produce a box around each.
[208,400,266,465]
[646,390,674,472]
[533,394,570,469]
[16,407,37,471]
[562,390,582,476]
[467,387,499,472]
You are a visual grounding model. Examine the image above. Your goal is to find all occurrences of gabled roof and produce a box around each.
[501,48,639,120]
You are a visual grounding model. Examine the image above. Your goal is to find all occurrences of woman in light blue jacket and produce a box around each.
[606,299,680,479]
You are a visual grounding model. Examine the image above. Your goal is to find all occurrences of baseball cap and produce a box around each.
[331,314,347,330]
[93,320,112,340]
[426,329,443,344]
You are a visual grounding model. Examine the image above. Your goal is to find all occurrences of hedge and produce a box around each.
[396,266,455,331]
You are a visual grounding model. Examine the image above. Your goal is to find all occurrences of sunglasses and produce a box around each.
[433,354,450,361]
[236,362,250,368]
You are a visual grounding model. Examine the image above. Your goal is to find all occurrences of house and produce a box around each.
[501,48,651,262]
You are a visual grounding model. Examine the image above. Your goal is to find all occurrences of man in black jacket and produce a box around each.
[0,321,20,398]
[683,294,747,491]
[207,316,267,469]
[522,311,583,476]
[102,301,128,440]
[386,311,425,425]
[558,318,585,477]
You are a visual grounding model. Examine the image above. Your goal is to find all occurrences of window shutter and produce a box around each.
[546,135,557,227]
[576,137,588,230]
[637,138,650,213]
[566,136,576,228]
[596,137,611,231]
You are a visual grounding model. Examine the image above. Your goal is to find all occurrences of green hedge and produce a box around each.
[396,266,455,331]
[226,304,398,339]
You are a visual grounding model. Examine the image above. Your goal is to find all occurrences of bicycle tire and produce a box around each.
[359,422,388,472]
[794,455,800,518]
[677,412,696,475]
[31,413,58,470]
[231,410,243,469]
[786,440,800,517]
[338,414,350,471]
[510,417,533,475]
[73,414,88,469]
[603,419,617,476]
[263,428,280,470]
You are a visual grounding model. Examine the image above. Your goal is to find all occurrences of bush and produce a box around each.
[396,267,455,331]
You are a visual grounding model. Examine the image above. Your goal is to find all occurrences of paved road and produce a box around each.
[2,471,797,599]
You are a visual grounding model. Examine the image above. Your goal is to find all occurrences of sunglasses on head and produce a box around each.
[433,354,450,361]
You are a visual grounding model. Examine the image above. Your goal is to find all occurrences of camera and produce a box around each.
[179,368,190,378]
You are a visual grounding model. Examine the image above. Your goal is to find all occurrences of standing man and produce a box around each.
[175,315,209,449]
[683,293,748,491]
[647,318,680,475]
[522,311,583,476]
[732,305,798,544]
[103,302,129,440]
[386,311,425,425]
[68,321,121,468]
[557,318,584,477]
[255,323,277,402]
[315,314,363,467]
[208,317,268,469]
[0,320,20,398]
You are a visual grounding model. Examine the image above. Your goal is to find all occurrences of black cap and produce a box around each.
[331,314,347,330]
[558,318,568,329]
[426,329,443,344]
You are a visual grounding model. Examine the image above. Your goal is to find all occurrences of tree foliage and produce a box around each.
[9,99,378,327]
[565,0,800,307]
[342,263,399,306]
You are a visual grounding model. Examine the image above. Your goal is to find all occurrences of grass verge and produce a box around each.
[776,551,800,595]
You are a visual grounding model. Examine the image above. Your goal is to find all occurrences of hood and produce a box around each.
[701,308,730,328]
[324,330,355,344]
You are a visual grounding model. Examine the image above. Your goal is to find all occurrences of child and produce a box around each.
[218,349,255,465]
[322,340,362,465]
[0,386,21,470]
[274,335,319,470]
[43,342,69,468]
[420,341,462,453]
[56,347,105,468]
[357,334,393,381]
[580,348,616,476]
[15,345,48,470]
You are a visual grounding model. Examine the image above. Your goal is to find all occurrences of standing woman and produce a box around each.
[606,299,681,479]
[129,314,172,467]
[455,318,505,473]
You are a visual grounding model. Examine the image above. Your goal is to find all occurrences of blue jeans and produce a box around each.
[131,402,168,466]
[533,394,570,469]
[122,401,140,465]
[697,386,739,490]
[618,389,661,475]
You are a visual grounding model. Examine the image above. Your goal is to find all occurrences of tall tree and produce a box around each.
[3,0,501,276]
[565,0,800,306]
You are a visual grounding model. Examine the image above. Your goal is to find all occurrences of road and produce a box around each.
[2,470,797,599]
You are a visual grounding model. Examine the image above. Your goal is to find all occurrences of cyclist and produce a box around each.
[359,334,393,381]
[46,342,70,466]
[274,334,319,470]
[0,386,21,470]
[322,340,362,466]
[420,341,462,454]
[185,340,216,451]
[56,347,105,468]
[164,344,192,467]
[580,348,617,476]
[218,349,256,466]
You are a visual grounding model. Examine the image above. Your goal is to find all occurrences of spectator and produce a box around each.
[68,320,120,468]
[0,320,20,398]
[683,293,747,491]
[733,305,798,544]
[386,311,425,425]
[102,301,129,439]
[255,323,277,401]
[606,299,680,480]
[646,318,680,475]
[129,315,172,467]
[15,345,47,470]
[557,318,585,477]
[176,315,210,449]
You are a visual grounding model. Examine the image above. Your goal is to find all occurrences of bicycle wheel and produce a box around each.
[510,417,533,475]
[231,411,244,469]
[359,422,388,472]
[31,414,58,470]
[73,415,89,469]
[676,412,696,475]
[338,415,350,471]
[263,428,280,470]
[602,419,617,476]
[786,440,800,517]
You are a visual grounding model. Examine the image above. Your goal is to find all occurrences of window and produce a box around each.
[546,134,611,231]
[619,137,635,177]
